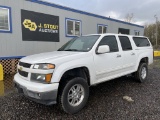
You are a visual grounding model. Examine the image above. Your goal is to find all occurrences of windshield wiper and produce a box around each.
[64,49,78,51]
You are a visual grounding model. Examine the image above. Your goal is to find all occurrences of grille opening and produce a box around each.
[19,62,31,68]
[18,69,28,77]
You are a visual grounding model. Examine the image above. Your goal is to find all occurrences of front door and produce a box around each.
[93,35,123,84]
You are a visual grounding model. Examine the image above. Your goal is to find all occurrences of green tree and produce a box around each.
[144,21,160,48]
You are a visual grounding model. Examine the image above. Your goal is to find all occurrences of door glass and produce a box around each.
[119,36,132,51]
[99,36,119,52]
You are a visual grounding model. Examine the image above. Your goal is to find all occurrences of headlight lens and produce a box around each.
[33,64,55,69]
[31,73,52,83]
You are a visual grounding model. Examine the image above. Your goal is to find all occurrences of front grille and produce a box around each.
[19,62,31,68]
[18,69,28,77]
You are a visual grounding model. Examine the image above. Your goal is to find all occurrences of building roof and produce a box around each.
[26,0,144,28]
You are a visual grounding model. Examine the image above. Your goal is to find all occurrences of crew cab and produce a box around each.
[14,33,153,114]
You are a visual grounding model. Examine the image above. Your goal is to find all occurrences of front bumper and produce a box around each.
[14,74,59,105]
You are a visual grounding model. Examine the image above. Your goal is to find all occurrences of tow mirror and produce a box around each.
[97,45,110,54]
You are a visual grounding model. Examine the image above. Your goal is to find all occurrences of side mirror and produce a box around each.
[97,45,110,54]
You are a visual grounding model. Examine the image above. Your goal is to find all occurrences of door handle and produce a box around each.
[131,52,135,55]
[117,54,121,58]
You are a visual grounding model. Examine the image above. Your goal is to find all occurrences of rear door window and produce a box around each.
[133,37,150,47]
[119,36,132,51]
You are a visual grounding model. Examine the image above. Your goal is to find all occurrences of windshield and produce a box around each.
[58,35,100,52]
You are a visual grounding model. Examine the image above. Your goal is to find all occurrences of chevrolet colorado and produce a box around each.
[14,34,153,114]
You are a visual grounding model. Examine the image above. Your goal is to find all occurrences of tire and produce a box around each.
[58,77,89,114]
[134,63,148,83]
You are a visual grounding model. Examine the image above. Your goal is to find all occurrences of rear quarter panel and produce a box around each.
[134,44,153,71]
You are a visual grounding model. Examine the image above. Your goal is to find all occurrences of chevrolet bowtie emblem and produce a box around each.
[19,67,23,71]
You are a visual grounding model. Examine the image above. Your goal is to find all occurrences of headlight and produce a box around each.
[31,73,52,83]
[33,63,55,69]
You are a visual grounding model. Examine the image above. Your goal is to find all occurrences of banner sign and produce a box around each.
[21,10,59,42]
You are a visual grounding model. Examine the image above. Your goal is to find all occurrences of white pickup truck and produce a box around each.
[14,33,153,114]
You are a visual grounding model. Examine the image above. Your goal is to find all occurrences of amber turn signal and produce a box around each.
[45,74,52,83]
[47,64,55,69]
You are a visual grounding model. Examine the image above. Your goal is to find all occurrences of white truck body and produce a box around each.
[14,33,153,113]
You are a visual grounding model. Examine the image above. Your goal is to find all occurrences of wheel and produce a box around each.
[134,63,148,83]
[58,77,89,114]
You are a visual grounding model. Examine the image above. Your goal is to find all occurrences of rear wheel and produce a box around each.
[58,77,89,114]
[134,63,148,83]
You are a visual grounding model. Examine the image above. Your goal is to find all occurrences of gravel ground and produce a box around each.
[0,63,160,119]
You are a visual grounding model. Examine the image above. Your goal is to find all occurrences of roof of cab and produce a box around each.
[84,33,146,38]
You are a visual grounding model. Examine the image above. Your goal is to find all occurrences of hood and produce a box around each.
[20,51,88,64]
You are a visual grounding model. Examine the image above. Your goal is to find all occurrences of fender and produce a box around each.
[51,56,96,84]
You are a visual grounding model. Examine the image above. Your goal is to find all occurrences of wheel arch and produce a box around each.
[59,66,91,86]
[57,66,90,103]
[136,57,149,71]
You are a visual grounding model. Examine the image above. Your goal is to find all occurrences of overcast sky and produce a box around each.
[45,0,160,25]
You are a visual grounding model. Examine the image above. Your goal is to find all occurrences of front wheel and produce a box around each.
[58,77,89,114]
[134,63,148,83]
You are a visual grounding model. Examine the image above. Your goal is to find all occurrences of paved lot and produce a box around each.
[0,62,160,120]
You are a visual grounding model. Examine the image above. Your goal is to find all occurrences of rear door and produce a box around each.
[93,35,124,83]
[118,36,136,73]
